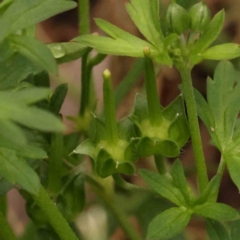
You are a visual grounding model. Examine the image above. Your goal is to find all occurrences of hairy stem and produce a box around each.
[178,66,208,193]
[32,186,78,240]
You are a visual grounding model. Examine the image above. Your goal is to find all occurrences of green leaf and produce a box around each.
[225,155,240,191]
[49,84,68,115]
[195,61,240,151]
[88,116,106,143]
[2,88,51,105]
[126,0,164,49]
[57,174,85,221]
[0,54,41,90]
[147,207,191,240]
[0,177,13,195]
[73,140,97,160]
[137,137,180,158]
[2,0,77,34]
[9,35,58,74]
[3,105,65,132]
[74,34,155,58]
[131,94,149,123]
[48,42,89,64]
[95,149,135,178]
[194,203,239,221]
[206,219,231,240]
[139,169,186,206]
[190,10,225,63]
[163,95,190,147]
[171,160,190,204]
[231,219,240,240]
[118,118,136,141]
[202,43,240,60]
[0,148,40,194]
[176,0,197,9]
[0,120,26,145]
[95,18,153,49]
[0,39,14,63]
[194,175,221,205]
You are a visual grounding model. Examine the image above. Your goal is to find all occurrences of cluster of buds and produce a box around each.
[165,0,210,35]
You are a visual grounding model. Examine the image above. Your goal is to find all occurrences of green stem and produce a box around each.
[103,195,143,240]
[80,52,105,116]
[178,66,208,193]
[78,0,90,35]
[32,186,78,240]
[48,133,63,196]
[144,49,162,126]
[85,174,142,240]
[103,70,118,144]
[112,174,152,193]
[0,212,17,240]
[80,51,90,116]
[154,155,167,175]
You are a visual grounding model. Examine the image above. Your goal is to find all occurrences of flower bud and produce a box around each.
[189,2,211,32]
[165,2,190,35]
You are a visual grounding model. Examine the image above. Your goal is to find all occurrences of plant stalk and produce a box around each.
[178,66,208,193]
[103,70,118,144]
[78,0,90,35]
[0,212,17,240]
[144,50,162,126]
[48,133,63,196]
[32,186,78,240]
[85,174,143,240]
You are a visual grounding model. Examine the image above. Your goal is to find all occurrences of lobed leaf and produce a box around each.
[126,0,164,50]
[147,207,191,240]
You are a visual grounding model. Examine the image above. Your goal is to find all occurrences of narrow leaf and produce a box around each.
[202,43,240,60]
[194,203,239,221]
[147,207,191,240]
[2,0,77,34]
[190,10,225,57]
[231,219,240,240]
[49,84,68,115]
[206,219,231,240]
[0,148,40,194]
[48,42,89,64]
[171,159,190,204]
[139,169,186,206]
[9,35,58,74]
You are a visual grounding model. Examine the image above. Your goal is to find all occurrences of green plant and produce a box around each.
[1,0,240,239]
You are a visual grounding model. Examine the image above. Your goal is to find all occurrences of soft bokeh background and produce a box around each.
[7,0,240,239]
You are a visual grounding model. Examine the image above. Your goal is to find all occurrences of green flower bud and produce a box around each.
[165,2,190,35]
[189,2,211,32]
